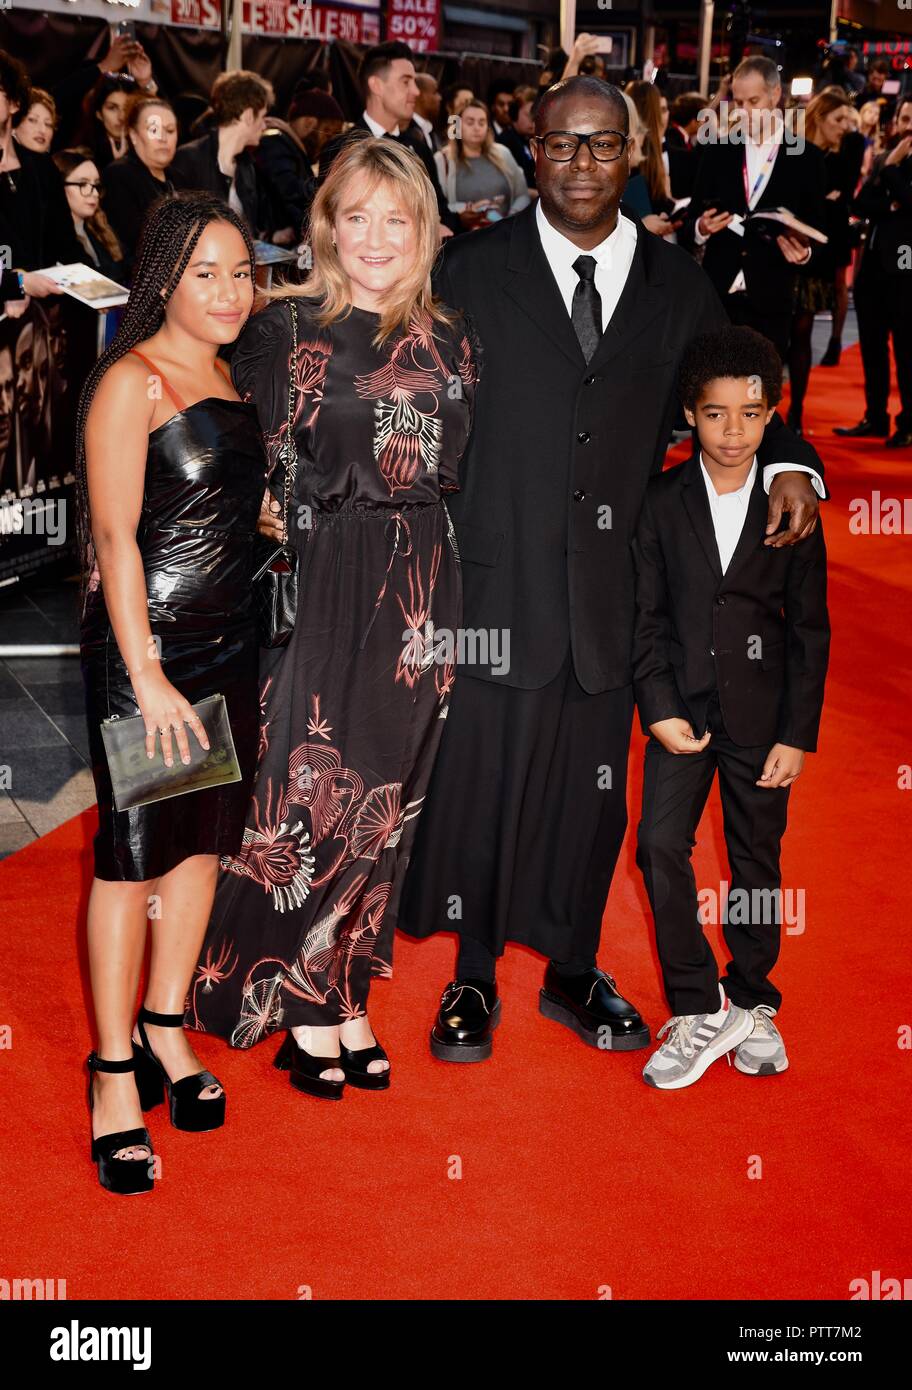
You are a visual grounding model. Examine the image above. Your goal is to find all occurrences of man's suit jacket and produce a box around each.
[496,126,536,189]
[632,453,829,750]
[433,203,827,694]
[683,138,827,311]
[169,130,270,238]
[854,150,912,278]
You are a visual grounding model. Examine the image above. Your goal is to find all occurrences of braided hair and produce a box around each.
[74,191,256,610]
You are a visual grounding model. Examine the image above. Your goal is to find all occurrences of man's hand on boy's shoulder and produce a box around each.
[764,471,820,548]
[649,718,712,755]
[757,743,805,789]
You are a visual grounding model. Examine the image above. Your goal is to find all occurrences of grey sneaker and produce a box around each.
[734,1005,788,1075]
[643,996,755,1090]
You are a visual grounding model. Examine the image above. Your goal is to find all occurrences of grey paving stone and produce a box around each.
[0,705,70,753]
[0,821,36,858]
[0,792,27,825]
[6,751,95,837]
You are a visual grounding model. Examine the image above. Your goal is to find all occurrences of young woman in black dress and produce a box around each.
[189,136,480,1099]
[78,193,266,1193]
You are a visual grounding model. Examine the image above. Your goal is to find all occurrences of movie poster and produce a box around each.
[0,297,98,585]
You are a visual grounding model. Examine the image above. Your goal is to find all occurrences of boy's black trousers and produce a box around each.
[636,693,790,1017]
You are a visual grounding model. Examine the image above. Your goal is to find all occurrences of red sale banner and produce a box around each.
[170,0,381,42]
[386,0,440,55]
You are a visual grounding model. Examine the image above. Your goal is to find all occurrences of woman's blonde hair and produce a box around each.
[269,133,453,343]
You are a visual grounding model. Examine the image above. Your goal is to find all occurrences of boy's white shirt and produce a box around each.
[699,452,758,574]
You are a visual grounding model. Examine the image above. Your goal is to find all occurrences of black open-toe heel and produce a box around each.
[273,1031,345,1100]
[132,1006,226,1132]
[339,1039,391,1091]
[87,1053,155,1196]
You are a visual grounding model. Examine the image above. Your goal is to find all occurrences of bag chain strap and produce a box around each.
[278,297,299,546]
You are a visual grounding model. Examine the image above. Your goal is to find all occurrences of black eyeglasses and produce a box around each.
[534,129,629,162]
[64,180,103,195]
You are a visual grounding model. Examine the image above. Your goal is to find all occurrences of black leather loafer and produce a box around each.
[885,430,912,450]
[539,965,650,1051]
[430,978,501,1063]
[833,417,889,438]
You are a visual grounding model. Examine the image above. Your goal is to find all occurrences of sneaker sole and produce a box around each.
[642,1010,755,1090]
[734,1054,789,1076]
[538,991,651,1051]
[429,998,501,1063]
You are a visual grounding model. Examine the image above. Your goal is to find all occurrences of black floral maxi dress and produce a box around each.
[187,297,479,1045]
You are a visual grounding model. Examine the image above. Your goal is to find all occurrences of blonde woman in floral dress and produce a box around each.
[188,134,480,1098]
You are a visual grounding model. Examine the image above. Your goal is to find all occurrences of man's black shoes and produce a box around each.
[430,979,501,1063]
[885,429,912,450]
[834,417,889,438]
[539,965,651,1051]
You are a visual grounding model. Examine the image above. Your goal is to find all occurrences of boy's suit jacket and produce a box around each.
[631,452,830,750]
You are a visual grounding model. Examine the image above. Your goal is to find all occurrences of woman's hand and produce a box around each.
[564,33,603,80]
[133,672,210,768]
[459,203,487,231]
[127,44,154,88]
[643,212,676,237]
[257,485,284,542]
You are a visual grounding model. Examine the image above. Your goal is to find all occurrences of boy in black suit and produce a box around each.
[632,326,829,1090]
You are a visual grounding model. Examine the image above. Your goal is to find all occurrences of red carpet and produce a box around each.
[1,342,909,1301]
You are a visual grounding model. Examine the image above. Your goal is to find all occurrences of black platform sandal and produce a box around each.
[132,1006,226,1132]
[339,1039,391,1091]
[86,1052,155,1196]
[273,1031,345,1100]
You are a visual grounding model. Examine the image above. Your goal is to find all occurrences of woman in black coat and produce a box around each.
[103,96,178,264]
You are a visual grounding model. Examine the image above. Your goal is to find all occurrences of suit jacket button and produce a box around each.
[716,595,726,606]
[577,431,590,444]
[584,375,597,386]
[710,647,715,656]
[573,489,586,502]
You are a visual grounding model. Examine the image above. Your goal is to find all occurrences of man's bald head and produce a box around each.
[534,76,628,136]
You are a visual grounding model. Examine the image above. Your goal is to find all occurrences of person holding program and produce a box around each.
[632,326,830,1091]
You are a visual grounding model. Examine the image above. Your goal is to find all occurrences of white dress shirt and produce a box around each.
[413,112,435,150]
[535,200,638,332]
[363,109,398,138]
[534,202,824,498]
[700,453,757,573]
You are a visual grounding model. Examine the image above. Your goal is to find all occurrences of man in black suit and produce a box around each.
[496,93,536,190]
[321,42,458,236]
[397,76,826,1065]
[835,96,912,449]
[632,325,829,1088]
[685,56,827,359]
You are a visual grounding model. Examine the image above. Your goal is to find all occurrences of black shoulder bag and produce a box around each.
[252,297,300,649]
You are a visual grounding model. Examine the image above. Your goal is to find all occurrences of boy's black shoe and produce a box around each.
[430,979,500,1063]
[834,417,889,437]
[539,965,651,1051]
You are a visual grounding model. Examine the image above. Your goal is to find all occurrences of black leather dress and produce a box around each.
[80,385,266,881]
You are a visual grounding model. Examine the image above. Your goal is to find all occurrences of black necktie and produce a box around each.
[571,254,603,363]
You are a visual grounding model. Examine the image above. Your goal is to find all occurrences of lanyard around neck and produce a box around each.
[743,141,780,208]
